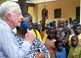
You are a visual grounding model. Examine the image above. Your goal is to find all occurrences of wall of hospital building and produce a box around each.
[28,7,34,22]
[80,0,81,24]
[28,0,80,24]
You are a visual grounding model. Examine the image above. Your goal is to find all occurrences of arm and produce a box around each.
[65,28,70,49]
[36,37,50,58]
[40,5,47,44]
[65,27,70,43]
[42,16,47,31]
[38,20,42,31]
[0,28,35,58]
[35,51,45,58]
[65,34,69,43]
[42,6,47,31]
[38,7,47,31]
[56,53,60,58]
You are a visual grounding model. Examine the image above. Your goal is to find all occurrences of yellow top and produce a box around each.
[32,29,43,43]
[40,29,56,43]
[40,29,47,44]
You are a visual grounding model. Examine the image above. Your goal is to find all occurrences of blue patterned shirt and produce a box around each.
[16,35,50,58]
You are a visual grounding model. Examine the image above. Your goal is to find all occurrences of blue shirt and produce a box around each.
[16,35,50,58]
[0,19,31,58]
[56,47,67,58]
[62,33,65,37]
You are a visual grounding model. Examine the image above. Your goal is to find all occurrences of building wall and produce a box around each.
[28,0,80,24]
[28,7,34,22]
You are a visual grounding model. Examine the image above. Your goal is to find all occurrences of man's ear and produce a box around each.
[6,13,11,20]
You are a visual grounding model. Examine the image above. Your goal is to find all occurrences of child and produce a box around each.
[47,27,57,42]
[65,20,68,27]
[57,19,65,28]
[45,27,56,58]
[59,28,65,37]
[40,5,56,58]
[55,31,62,40]
[63,27,71,37]
[70,19,79,35]
[69,24,81,47]
[50,22,56,29]
[55,39,67,58]
[66,35,81,58]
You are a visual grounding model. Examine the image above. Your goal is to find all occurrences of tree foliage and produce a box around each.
[0,0,11,3]
[0,0,28,13]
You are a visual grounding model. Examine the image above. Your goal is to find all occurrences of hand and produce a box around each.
[25,30,36,43]
[42,5,47,17]
[67,27,70,34]
[35,51,45,58]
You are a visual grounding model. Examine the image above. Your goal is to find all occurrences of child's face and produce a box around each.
[58,21,64,28]
[75,26,81,35]
[53,25,56,29]
[48,30,55,39]
[73,21,78,25]
[63,27,68,33]
[71,37,78,47]
[32,23,39,29]
[64,23,68,27]
[55,31,61,39]
[57,43,63,51]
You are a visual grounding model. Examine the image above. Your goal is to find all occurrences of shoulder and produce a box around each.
[63,47,66,51]
[56,50,59,54]
[63,47,66,50]
[56,51,60,58]
[0,25,10,33]
[0,24,6,30]
[0,22,11,32]
[77,47,81,50]
[56,53,60,58]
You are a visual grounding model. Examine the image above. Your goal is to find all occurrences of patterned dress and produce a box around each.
[68,44,81,58]
[16,35,50,58]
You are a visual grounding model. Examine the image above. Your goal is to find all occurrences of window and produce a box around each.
[54,8,61,18]
[76,7,80,22]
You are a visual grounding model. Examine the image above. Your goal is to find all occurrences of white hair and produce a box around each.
[0,1,20,19]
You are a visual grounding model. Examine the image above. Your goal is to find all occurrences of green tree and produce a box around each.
[0,0,11,3]
[0,0,28,13]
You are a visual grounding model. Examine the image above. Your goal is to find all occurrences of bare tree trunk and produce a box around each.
[18,0,27,13]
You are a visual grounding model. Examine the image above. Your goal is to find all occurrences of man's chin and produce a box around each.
[16,24,21,27]
[18,23,21,26]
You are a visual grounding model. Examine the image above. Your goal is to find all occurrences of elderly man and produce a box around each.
[0,1,35,58]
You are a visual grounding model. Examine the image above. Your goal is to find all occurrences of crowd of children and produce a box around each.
[40,17,81,58]
[14,6,81,58]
